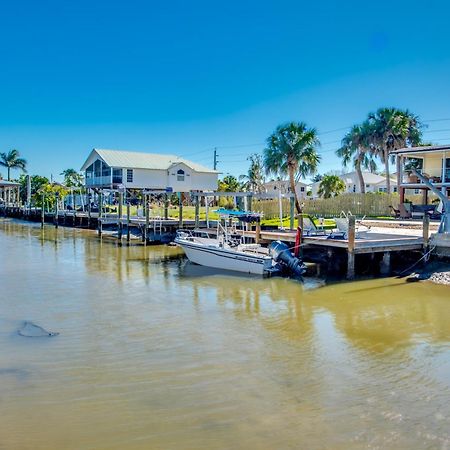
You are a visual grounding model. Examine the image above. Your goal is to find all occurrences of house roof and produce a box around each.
[81,148,219,173]
[391,144,450,155]
[0,180,20,186]
[340,171,394,184]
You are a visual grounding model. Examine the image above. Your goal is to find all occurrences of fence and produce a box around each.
[252,193,436,219]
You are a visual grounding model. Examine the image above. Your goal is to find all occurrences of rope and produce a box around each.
[397,245,436,276]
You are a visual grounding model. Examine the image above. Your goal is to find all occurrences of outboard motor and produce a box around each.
[269,240,305,279]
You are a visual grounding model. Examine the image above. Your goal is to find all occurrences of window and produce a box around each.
[393,187,398,193]
[352,184,356,193]
[366,184,370,188]
[177,169,185,182]
[414,189,420,194]
[113,168,122,184]
[127,169,133,183]
[300,186,305,192]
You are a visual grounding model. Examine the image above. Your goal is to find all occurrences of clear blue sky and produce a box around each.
[1,0,450,182]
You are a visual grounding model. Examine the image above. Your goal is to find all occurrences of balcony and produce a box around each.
[85,176,112,187]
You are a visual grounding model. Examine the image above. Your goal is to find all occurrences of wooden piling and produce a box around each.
[164,193,169,220]
[255,221,261,244]
[178,193,183,228]
[41,193,45,227]
[145,195,150,244]
[126,202,131,243]
[98,191,103,236]
[346,215,356,280]
[118,192,123,243]
[380,251,391,276]
[289,197,295,230]
[194,195,200,228]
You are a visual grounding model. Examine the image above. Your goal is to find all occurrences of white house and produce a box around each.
[262,180,308,198]
[309,171,398,198]
[80,148,219,192]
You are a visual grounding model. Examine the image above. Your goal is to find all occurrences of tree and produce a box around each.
[336,122,377,194]
[0,149,27,180]
[60,168,84,187]
[239,154,265,193]
[311,174,323,183]
[366,108,423,193]
[318,174,345,198]
[18,174,49,203]
[264,121,320,213]
[218,175,241,192]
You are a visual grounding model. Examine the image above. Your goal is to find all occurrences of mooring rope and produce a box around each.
[397,245,437,276]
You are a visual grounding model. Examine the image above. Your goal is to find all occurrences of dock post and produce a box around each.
[54,194,59,228]
[346,215,356,280]
[423,214,430,247]
[118,192,123,243]
[145,195,150,244]
[289,197,295,230]
[126,202,131,243]
[164,193,169,220]
[255,220,261,244]
[98,191,103,237]
[41,193,45,227]
[380,251,391,276]
[178,193,183,229]
[194,195,200,228]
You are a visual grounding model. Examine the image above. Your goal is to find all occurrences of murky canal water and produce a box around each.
[0,219,449,449]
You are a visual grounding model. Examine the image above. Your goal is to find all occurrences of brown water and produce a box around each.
[0,219,449,450]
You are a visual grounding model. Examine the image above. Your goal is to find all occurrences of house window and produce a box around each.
[177,169,185,182]
[300,186,305,192]
[353,185,356,192]
[414,189,420,194]
[127,169,133,183]
[393,187,398,193]
[113,168,122,184]
[366,184,370,189]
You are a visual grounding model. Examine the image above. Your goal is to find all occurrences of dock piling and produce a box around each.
[346,215,356,280]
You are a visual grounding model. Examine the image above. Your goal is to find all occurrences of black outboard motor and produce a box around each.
[268,240,305,279]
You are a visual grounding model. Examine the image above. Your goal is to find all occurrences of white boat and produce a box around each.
[175,232,273,275]
[175,209,305,278]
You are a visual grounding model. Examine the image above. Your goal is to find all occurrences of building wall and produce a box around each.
[263,181,307,198]
[423,155,443,178]
[106,165,217,191]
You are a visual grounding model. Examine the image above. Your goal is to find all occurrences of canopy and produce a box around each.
[214,208,262,223]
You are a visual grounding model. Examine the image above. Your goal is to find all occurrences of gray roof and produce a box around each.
[0,179,20,186]
[81,148,218,173]
[391,144,450,155]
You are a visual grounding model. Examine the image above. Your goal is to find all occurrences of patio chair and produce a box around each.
[301,215,327,236]
[398,203,412,219]
[330,217,370,240]
[389,205,400,218]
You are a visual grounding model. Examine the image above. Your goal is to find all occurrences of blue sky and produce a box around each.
[1,0,450,182]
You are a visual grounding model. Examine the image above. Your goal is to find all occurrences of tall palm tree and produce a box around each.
[264,122,320,213]
[60,168,84,187]
[366,108,423,193]
[336,122,377,194]
[239,154,265,193]
[0,149,27,181]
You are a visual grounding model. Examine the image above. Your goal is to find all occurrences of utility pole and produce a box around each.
[213,147,218,170]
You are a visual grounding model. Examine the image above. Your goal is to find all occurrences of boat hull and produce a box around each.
[176,239,272,275]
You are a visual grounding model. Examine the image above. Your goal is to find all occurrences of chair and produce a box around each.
[301,215,326,236]
[331,217,370,239]
[398,203,412,219]
[389,205,400,218]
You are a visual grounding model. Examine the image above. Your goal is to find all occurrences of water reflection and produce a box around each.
[0,219,449,450]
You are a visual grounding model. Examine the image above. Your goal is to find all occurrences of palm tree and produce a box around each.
[0,149,27,181]
[318,174,346,198]
[60,168,84,187]
[366,108,423,193]
[239,154,265,193]
[218,175,241,192]
[336,122,377,194]
[264,122,320,213]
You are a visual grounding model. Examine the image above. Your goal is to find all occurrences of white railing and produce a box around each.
[85,176,112,186]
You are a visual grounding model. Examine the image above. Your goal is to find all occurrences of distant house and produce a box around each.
[80,148,219,192]
[309,171,397,198]
[392,144,450,203]
[0,179,20,204]
[262,180,308,198]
